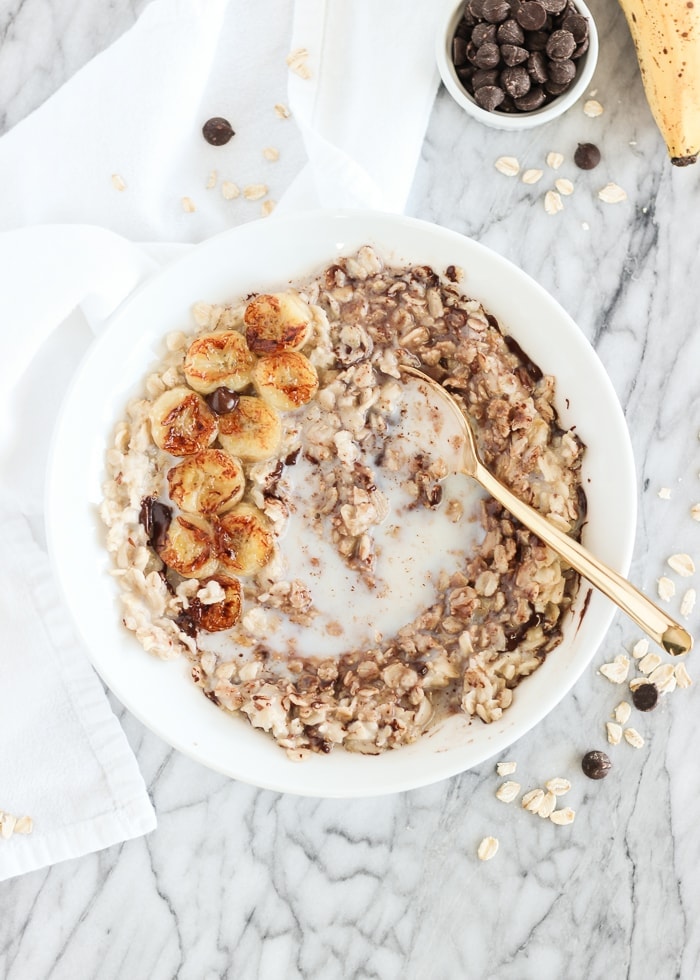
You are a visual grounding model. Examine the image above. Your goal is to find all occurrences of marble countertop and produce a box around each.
[2,1,700,977]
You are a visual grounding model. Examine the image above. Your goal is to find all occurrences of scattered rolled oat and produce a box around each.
[629,676,648,692]
[691,503,700,521]
[550,807,576,826]
[555,178,574,196]
[181,196,196,213]
[680,588,696,617]
[613,701,632,725]
[647,663,676,694]
[274,103,291,119]
[243,183,268,201]
[286,47,312,79]
[537,791,557,819]
[1,813,17,839]
[111,173,126,192]
[598,183,627,204]
[477,836,499,861]
[545,777,571,796]
[221,181,240,200]
[544,190,564,215]
[206,169,218,190]
[599,654,630,684]
[675,662,693,688]
[667,553,695,577]
[496,760,517,776]
[546,151,564,169]
[261,199,276,217]
[583,99,604,117]
[263,147,280,162]
[14,815,33,835]
[658,487,672,499]
[657,576,676,601]
[495,780,521,803]
[606,721,622,745]
[522,168,544,184]
[495,156,520,177]
[638,652,662,675]
[624,727,645,748]
[632,638,649,659]
[522,788,545,813]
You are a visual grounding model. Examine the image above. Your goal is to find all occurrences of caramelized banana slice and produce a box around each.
[244,292,313,354]
[215,503,274,576]
[252,351,319,412]
[192,576,243,632]
[167,449,245,516]
[157,514,219,579]
[184,331,255,394]
[150,386,218,457]
[217,395,282,461]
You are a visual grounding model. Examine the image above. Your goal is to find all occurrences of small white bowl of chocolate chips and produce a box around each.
[436,0,599,129]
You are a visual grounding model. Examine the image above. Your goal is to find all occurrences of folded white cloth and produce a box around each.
[0,0,440,879]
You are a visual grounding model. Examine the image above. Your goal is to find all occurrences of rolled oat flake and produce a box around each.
[581,749,612,779]
[632,681,659,712]
[202,117,235,146]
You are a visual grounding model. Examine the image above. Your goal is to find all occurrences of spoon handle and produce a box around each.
[475,463,693,656]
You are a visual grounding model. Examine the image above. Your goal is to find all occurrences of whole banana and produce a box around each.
[619,0,700,165]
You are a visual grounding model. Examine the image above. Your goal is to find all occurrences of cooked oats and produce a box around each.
[496,780,521,803]
[624,727,645,748]
[495,156,520,177]
[667,553,695,576]
[478,836,499,860]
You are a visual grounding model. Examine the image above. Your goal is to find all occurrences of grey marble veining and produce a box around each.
[2,0,700,977]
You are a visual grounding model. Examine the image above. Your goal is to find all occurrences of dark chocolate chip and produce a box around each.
[527,50,549,83]
[206,386,240,415]
[497,18,525,43]
[474,84,506,110]
[472,41,501,68]
[482,0,511,23]
[573,141,601,169]
[501,43,529,65]
[546,28,576,59]
[501,64,531,97]
[547,57,575,84]
[514,85,547,110]
[632,682,659,711]
[472,68,500,88]
[544,78,569,95]
[525,29,549,51]
[457,65,476,84]
[139,497,172,552]
[469,0,486,17]
[472,21,498,45]
[561,12,589,42]
[516,1,547,31]
[456,17,475,37]
[540,0,567,11]
[202,117,235,146]
[581,750,612,780]
[572,35,590,59]
[453,35,469,66]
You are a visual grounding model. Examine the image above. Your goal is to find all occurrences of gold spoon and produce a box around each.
[400,364,693,657]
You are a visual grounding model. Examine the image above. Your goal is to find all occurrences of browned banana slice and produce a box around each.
[149,386,218,457]
[157,514,219,579]
[217,395,282,461]
[167,448,245,516]
[244,292,313,354]
[215,503,274,576]
[192,576,243,632]
[184,331,255,394]
[252,351,319,412]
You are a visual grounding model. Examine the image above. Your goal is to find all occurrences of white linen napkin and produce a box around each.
[0,0,440,880]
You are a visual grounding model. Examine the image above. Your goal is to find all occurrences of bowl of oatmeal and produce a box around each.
[46,210,636,797]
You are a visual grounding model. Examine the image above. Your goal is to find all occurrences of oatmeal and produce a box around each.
[101,246,586,756]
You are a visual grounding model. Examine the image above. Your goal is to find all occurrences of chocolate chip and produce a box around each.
[472,68,500,88]
[472,41,501,68]
[501,43,529,65]
[525,29,549,51]
[516,1,547,30]
[501,64,531,97]
[561,12,588,41]
[547,57,575,84]
[540,0,567,11]
[527,50,549,83]
[544,78,569,95]
[497,18,524,43]
[202,117,235,146]
[469,0,486,17]
[581,750,612,780]
[572,35,590,59]
[205,386,240,414]
[482,0,511,23]
[514,85,547,110]
[632,682,659,711]
[474,84,506,110]
[139,497,172,552]
[546,28,576,59]
[472,21,498,44]
[453,35,469,66]
[573,141,601,169]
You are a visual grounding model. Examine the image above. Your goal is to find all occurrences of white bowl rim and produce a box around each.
[435,0,600,131]
[46,209,636,798]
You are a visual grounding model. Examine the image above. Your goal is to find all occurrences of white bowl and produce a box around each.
[436,0,599,130]
[46,210,635,798]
